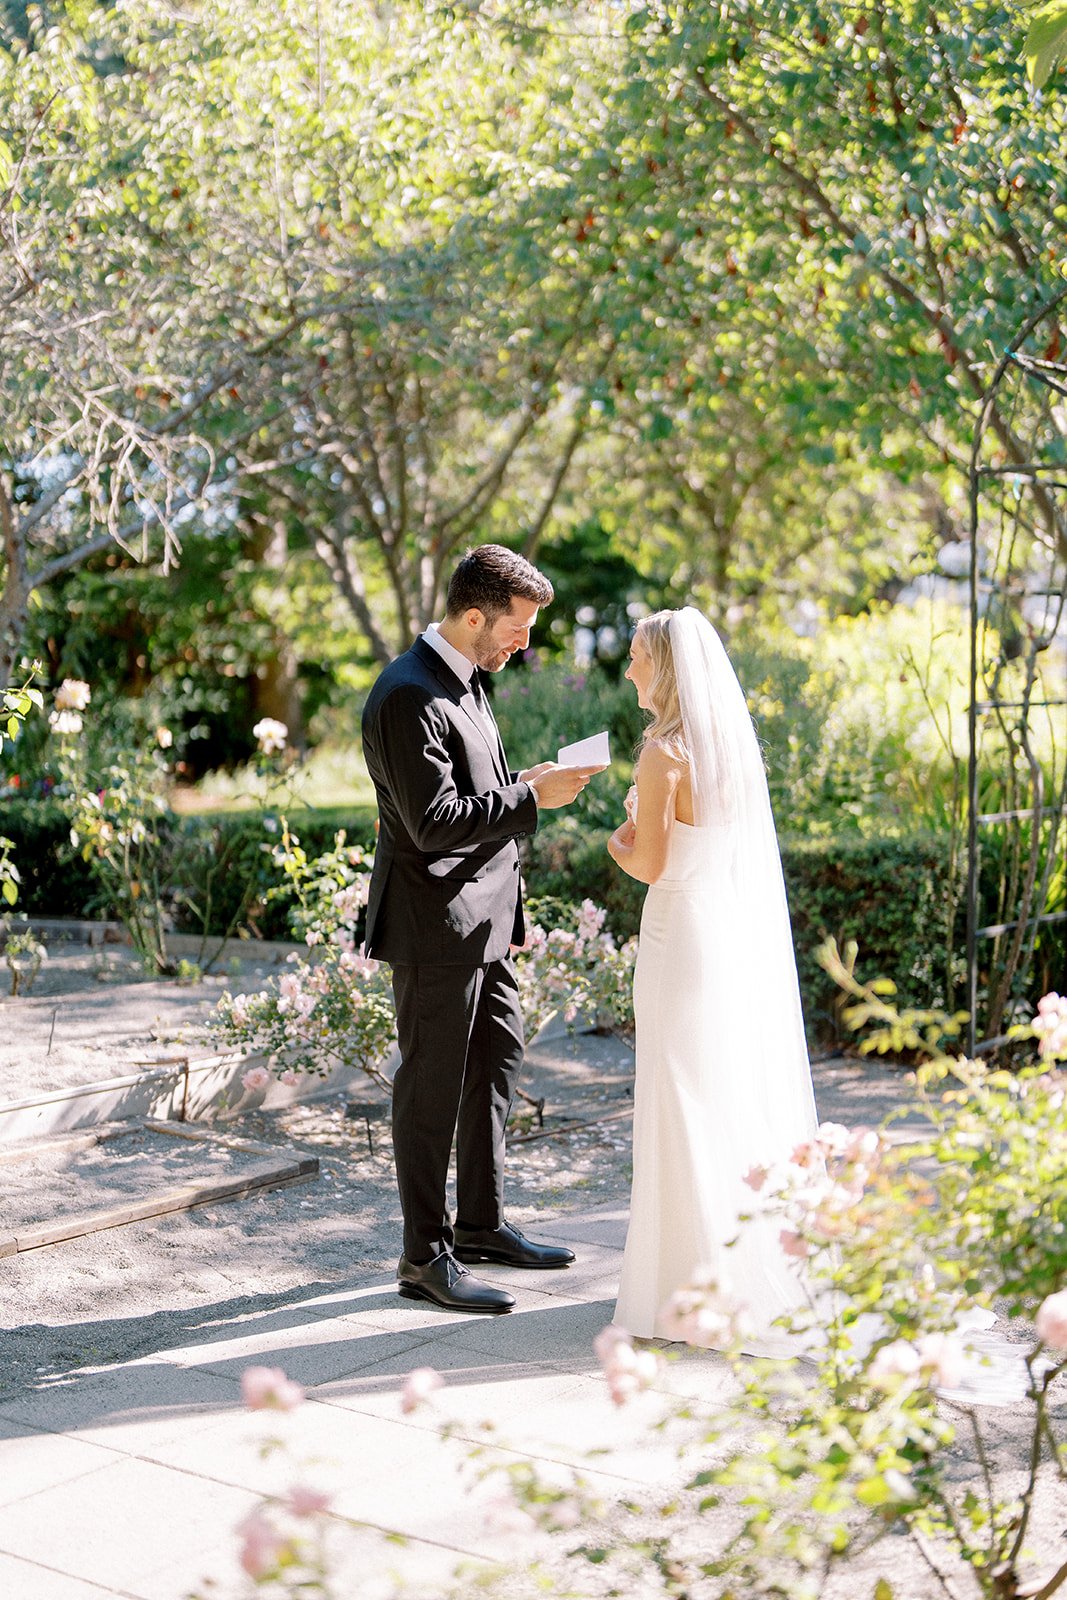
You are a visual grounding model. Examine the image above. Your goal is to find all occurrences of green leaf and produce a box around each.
[7,717,19,739]
[1024,1,1067,87]
[874,1581,895,1600]
[2,879,18,906]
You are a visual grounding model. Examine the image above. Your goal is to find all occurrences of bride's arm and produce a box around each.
[607,744,681,884]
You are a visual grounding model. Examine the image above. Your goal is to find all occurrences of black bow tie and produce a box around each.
[470,671,489,712]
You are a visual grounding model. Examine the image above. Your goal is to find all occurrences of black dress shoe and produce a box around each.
[453,1221,575,1270]
[397,1253,515,1313]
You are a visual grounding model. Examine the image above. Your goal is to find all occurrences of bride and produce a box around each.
[607,607,819,1355]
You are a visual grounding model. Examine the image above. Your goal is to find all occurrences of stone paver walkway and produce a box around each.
[0,1205,732,1599]
[0,1040,1056,1600]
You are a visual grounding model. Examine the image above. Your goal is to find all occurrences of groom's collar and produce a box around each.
[421,623,476,687]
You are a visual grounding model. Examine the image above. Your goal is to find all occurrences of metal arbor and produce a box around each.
[966,287,1067,1056]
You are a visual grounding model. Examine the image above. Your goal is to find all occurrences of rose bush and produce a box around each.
[555,958,1067,1600]
[211,836,637,1095]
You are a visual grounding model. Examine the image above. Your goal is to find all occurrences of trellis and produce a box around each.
[966,287,1067,1055]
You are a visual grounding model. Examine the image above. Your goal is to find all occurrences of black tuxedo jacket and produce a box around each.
[360,637,539,966]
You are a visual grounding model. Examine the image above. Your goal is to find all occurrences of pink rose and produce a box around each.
[240,1365,305,1412]
[1033,993,1067,1061]
[867,1339,922,1390]
[482,1489,538,1535]
[816,1121,850,1155]
[1035,1290,1067,1351]
[400,1366,444,1414]
[593,1324,660,1405]
[916,1332,965,1389]
[285,1483,333,1518]
[743,1164,769,1192]
[779,1229,810,1259]
[845,1127,881,1163]
[789,1141,819,1169]
[236,1511,287,1579]
[241,1065,271,1092]
[279,1068,300,1087]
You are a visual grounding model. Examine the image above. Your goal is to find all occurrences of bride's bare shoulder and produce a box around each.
[637,741,686,781]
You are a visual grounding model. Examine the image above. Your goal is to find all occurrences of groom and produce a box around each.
[361,545,601,1313]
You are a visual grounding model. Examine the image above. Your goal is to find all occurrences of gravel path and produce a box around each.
[0,945,290,1098]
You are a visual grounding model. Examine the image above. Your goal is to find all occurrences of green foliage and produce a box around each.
[0,798,380,937]
[1024,0,1067,87]
[1,912,47,995]
[492,655,643,829]
[490,975,1067,1600]
[212,822,397,1088]
[210,833,635,1088]
[526,820,962,1041]
[0,665,44,907]
[518,896,636,1039]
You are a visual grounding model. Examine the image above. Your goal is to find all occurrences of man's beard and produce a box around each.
[471,625,510,672]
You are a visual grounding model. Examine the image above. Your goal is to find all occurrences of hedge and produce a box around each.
[524,821,961,1047]
[0,800,378,943]
[6,798,1045,1051]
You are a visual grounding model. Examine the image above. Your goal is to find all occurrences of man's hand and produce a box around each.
[520,761,606,809]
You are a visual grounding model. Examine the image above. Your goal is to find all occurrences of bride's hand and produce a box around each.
[612,818,636,848]
[624,785,638,825]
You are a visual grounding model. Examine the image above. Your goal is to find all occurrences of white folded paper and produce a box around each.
[557,730,610,768]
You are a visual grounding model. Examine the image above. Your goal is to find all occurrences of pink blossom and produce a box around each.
[1033,993,1067,1061]
[332,886,363,923]
[482,1489,538,1535]
[845,1127,882,1163]
[240,1365,305,1412]
[867,1339,923,1390]
[229,993,252,1026]
[743,1164,769,1191]
[593,1324,661,1405]
[789,1141,819,1169]
[285,1483,333,1519]
[1035,1290,1067,1351]
[279,1069,300,1087]
[916,1332,966,1388]
[236,1510,287,1580]
[241,1065,271,1092]
[659,1284,737,1347]
[816,1121,851,1155]
[279,972,301,1002]
[400,1366,444,1414]
[779,1229,810,1259]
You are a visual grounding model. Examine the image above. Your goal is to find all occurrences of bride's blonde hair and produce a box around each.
[635,611,689,763]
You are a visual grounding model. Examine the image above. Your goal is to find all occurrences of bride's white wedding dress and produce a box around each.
[611,612,1006,1382]
[614,817,819,1358]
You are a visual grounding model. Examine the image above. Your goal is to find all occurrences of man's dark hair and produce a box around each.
[445,544,554,620]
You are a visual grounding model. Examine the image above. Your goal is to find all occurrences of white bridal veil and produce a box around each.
[668,606,818,1209]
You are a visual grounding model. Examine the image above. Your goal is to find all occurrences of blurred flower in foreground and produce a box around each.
[593,1324,661,1405]
[400,1366,444,1414]
[253,717,288,755]
[241,1365,305,1412]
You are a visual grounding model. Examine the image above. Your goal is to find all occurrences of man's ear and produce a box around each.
[464,608,485,632]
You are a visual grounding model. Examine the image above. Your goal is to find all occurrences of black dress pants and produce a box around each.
[390,956,524,1263]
